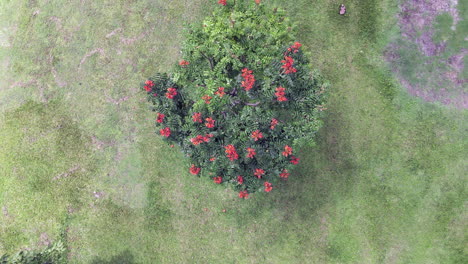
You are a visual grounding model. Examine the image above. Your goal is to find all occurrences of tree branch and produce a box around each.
[245,102,261,106]
[229,86,238,96]
[231,99,241,106]
[199,51,214,70]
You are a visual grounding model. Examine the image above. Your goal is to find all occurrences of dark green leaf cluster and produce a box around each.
[142,1,328,196]
[1,241,66,264]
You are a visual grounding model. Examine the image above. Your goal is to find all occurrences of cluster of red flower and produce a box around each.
[179,60,190,67]
[213,176,223,184]
[241,68,255,91]
[165,87,178,99]
[192,112,203,123]
[282,145,293,157]
[281,56,297,74]
[189,164,201,175]
[264,181,272,192]
[144,80,155,92]
[246,147,256,158]
[225,144,239,161]
[190,133,214,145]
[254,168,265,178]
[156,113,165,123]
[205,117,215,128]
[275,87,288,102]
[202,95,212,104]
[280,169,290,179]
[218,0,227,6]
[237,175,244,184]
[251,130,263,141]
[286,42,302,54]
[270,118,278,130]
[159,127,171,137]
[214,87,225,97]
[290,156,299,165]
[238,190,249,198]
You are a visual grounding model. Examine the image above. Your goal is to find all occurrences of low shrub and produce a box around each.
[142,0,328,197]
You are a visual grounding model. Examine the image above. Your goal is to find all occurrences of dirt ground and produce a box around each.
[385,0,467,109]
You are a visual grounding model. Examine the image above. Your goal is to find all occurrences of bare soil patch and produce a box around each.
[386,0,467,108]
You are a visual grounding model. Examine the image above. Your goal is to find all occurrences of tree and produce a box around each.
[142,0,328,197]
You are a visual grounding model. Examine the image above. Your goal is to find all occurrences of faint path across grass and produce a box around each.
[0,0,466,263]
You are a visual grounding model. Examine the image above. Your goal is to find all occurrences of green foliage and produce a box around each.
[0,241,66,264]
[142,0,328,195]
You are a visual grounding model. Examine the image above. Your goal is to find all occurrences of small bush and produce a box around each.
[0,241,66,264]
[142,0,328,197]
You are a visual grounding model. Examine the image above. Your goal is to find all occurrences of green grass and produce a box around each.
[1,0,467,263]
[433,12,453,43]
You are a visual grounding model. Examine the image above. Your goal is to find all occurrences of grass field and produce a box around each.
[0,0,466,263]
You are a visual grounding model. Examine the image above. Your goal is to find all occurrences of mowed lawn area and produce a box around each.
[0,0,466,263]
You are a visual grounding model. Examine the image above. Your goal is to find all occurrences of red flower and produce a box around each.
[225,144,239,161]
[202,95,212,104]
[190,135,205,145]
[189,164,201,175]
[275,86,288,102]
[293,42,302,49]
[214,176,222,184]
[241,68,255,91]
[246,147,256,158]
[239,190,249,198]
[156,113,165,123]
[270,118,278,130]
[255,0,261,4]
[289,42,302,53]
[275,87,285,95]
[144,80,154,92]
[153,93,158,97]
[214,87,226,97]
[205,117,215,128]
[290,156,300,165]
[165,87,177,99]
[280,169,289,179]
[218,0,227,5]
[210,157,216,162]
[192,112,203,123]
[179,60,190,66]
[159,127,171,137]
[275,86,286,96]
[254,168,265,178]
[281,56,297,74]
[282,145,293,157]
[203,133,214,142]
[251,130,263,141]
[277,95,288,102]
[237,175,244,184]
[264,181,273,192]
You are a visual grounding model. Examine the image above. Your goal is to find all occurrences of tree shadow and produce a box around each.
[235,107,357,224]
